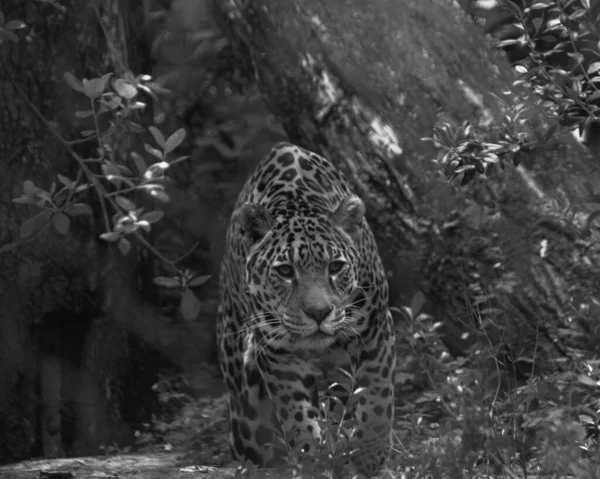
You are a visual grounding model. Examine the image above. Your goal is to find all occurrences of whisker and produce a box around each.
[253,327,286,369]
[345,303,367,316]
[339,320,368,349]
[222,311,281,338]
[223,318,280,338]
[354,284,378,293]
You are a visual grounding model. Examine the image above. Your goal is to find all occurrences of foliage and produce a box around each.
[432,0,600,182]
[498,0,600,130]
[411,2,600,476]
[423,100,536,185]
[235,359,379,479]
[389,292,600,479]
[0,2,211,322]
[229,290,600,478]
[427,0,600,239]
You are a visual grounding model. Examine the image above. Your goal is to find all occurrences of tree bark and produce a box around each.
[211,0,600,371]
[0,0,148,463]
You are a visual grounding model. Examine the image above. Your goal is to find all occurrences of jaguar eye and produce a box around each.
[329,260,346,275]
[274,264,294,279]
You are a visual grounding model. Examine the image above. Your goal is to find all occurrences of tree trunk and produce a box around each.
[211,0,600,373]
[0,0,148,463]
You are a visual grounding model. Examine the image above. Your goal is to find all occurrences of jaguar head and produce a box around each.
[238,195,367,352]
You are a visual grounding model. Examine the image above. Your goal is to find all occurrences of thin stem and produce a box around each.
[169,155,189,167]
[90,100,105,157]
[104,186,141,197]
[65,124,116,145]
[172,241,201,264]
[134,232,178,273]
[2,50,188,273]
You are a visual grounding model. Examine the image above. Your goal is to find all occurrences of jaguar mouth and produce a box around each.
[313,329,335,338]
[293,331,337,353]
[290,329,334,342]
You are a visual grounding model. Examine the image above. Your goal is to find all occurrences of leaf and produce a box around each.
[410,291,426,317]
[104,94,122,110]
[116,163,134,176]
[99,231,121,242]
[36,189,51,202]
[131,151,147,176]
[19,210,52,238]
[149,189,170,202]
[125,120,145,133]
[57,174,73,188]
[63,71,83,93]
[23,179,36,197]
[148,126,165,148]
[335,368,353,380]
[578,374,599,387]
[529,1,552,10]
[514,65,528,74]
[143,162,170,180]
[5,20,26,30]
[139,210,164,224]
[74,110,93,118]
[144,143,163,160]
[96,72,114,95]
[180,289,202,322]
[352,387,367,396]
[12,196,36,205]
[118,237,131,255]
[588,62,600,75]
[189,275,211,287]
[587,90,600,102]
[0,29,19,42]
[101,161,121,179]
[130,101,146,110]
[164,128,186,153]
[326,429,336,454]
[455,165,476,174]
[136,220,151,233]
[326,382,345,393]
[115,195,136,211]
[153,276,181,289]
[82,73,112,99]
[65,203,93,217]
[113,78,138,99]
[584,210,600,234]
[0,242,19,255]
[52,212,70,235]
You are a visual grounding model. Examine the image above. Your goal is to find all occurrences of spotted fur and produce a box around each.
[217,143,395,476]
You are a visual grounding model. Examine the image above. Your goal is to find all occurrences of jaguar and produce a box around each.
[217,142,395,477]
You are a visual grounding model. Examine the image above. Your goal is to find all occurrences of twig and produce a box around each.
[1,54,178,273]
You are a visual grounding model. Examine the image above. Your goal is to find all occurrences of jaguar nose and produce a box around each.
[303,305,334,324]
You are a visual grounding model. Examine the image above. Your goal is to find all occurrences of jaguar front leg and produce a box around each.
[260,355,323,461]
[349,313,396,477]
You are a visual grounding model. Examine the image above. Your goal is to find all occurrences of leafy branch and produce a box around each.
[0,6,209,322]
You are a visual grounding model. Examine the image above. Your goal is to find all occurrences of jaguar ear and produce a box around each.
[237,203,272,248]
[331,194,365,237]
